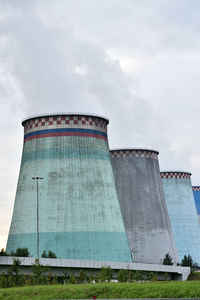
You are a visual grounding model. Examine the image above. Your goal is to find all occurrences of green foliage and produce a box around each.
[192,262,199,269]
[163,253,173,265]
[188,271,200,280]
[133,270,143,281]
[150,272,158,281]
[11,248,29,257]
[2,258,26,287]
[0,248,8,256]
[2,282,200,299]
[9,258,22,274]
[118,270,158,282]
[8,258,22,286]
[42,250,48,258]
[63,270,70,283]
[118,269,129,282]
[99,267,113,282]
[78,269,88,283]
[32,258,49,284]
[69,274,77,284]
[0,273,9,288]
[164,272,169,281]
[47,250,57,258]
[42,250,57,258]
[181,254,195,267]
[51,274,58,285]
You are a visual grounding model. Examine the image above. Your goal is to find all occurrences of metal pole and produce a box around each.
[32,177,43,258]
[36,179,39,258]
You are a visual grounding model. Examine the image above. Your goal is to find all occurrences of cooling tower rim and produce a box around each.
[160,171,192,175]
[22,112,109,126]
[110,148,159,154]
[193,186,200,192]
[160,171,192,178]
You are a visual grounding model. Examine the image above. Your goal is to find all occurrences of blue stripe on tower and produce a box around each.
[24,128,107,142]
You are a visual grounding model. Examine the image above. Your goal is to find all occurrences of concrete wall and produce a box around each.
[192,186,200,223]
[110,149,178,265]
[7,114,131,262]
[0,257,190,281]
[161,172,200,264]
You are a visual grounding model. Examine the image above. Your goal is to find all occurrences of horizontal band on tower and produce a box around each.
[22,148,110,163]
[160,172,191,179]
[24,128,107,142]
[110,149,158,159]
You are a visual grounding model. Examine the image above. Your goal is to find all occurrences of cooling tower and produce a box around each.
[161,172,200,264]
[192,186,200,223]
[6,113,132,262]
[110,149,178,264]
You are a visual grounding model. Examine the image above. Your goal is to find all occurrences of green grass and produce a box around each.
[1,281,200,300]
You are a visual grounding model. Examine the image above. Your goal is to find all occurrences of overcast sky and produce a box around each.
[1,0,200,250]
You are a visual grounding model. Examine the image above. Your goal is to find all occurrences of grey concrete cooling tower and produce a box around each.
[110,149,178,265]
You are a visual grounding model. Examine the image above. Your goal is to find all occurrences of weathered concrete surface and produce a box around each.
[0,257,190,281]
[111,149,179,265]
[6,114,131,262]
[161,172,200,264]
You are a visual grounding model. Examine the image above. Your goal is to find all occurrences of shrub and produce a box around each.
[0,273,8,288]
[42,250,48,258]
[69,274,77,284]
[10,247,29,257]
[181,254,194,267]
[8,258,22,286]
[99,267,113,282]
[118,269,129,282]
[47,250,57,258]
[0,248,8,256]
[42,250,57,258]
[78,269,88,283]
[32,258,49,284]
[133,270,144,281]
[163,253,173,265]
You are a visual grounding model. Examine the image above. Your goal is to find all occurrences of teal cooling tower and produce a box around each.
[192,186,200,223]
[161,172,200,264]
[6,113,132,262]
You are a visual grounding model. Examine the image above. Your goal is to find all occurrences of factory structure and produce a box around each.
[5,113,200,271]
[161,172,200,265]
[7,114,131,262]
[192,186,200,223]
[110,149,178,265]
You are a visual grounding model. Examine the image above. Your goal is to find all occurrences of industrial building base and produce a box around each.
[0,257,190,281]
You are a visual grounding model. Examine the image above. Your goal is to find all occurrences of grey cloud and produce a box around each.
[0,0,168,150]
[1,0,200,250]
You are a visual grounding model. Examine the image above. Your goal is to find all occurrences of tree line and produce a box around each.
[163,253,199,268]
[0,248,56,258]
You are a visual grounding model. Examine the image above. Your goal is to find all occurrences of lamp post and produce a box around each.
[32,176,43,257]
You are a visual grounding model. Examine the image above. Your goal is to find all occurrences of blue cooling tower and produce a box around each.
[192,186,200,223]
[161,172,200,264]
[6,113,132,262]
[110,149,178,264]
